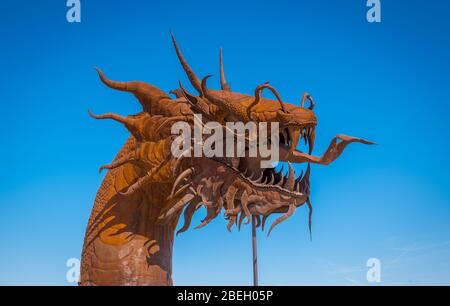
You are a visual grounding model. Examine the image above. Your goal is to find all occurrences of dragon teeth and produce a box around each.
[268,173,275,185]
[255,172,264,183]
[243,168,249,177]
[285,162,296,190]
[282,129,289,145]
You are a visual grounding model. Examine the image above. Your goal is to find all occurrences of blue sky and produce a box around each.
[0,0,449,285]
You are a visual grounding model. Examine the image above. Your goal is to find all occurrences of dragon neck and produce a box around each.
[80,138,179,286]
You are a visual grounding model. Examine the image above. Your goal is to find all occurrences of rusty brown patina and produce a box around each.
[80,34,374,286]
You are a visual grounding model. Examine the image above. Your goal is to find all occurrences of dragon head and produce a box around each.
[89,34,373,239]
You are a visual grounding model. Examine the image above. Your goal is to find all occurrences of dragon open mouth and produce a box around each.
[89,34,374,237]
[218,124,316,199]
[163,121,373,235]
[81,33,375,286]
[214,158,311,200]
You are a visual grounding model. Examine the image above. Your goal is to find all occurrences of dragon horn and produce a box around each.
[88,110,136,126]
[95,67,138,92]
[247,81,270,116]
[301,92,315,110]
[220,48,231,91]
[171,33,203,96]
[95,68,169,112]
[178,81,198,104]
[253,83,288,113]
[201,75,249,121]
[88,110,147,140]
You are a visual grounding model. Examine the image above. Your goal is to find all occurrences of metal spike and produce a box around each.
[282,129,289,145]
[219,48,231,91]
[240,191,251,224]
[169,168,193,198]
[295,170,304,185]
[285,162,295,190]
[226,215,237,232]
[226,186,238,211]
[306,198,313,241]
[238,212,246,231]
[243,168,249,177]
[159,193,195,220]
[176,198,201,236]
[194,207,216,229]
[302,163,311,182]
[267,204,296,236]
[268,173,275,185]
[262,215,269,232]
[255,172,264,183]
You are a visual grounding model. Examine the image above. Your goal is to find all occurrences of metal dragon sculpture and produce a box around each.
[80,34,374,285]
